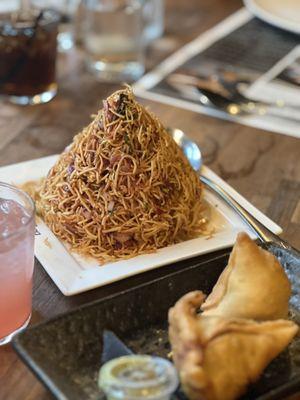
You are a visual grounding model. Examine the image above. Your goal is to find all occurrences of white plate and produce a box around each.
[244,0,300,34]
[0,155,281,296]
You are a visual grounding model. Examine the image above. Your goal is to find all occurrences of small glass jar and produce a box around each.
[99,355,178,400]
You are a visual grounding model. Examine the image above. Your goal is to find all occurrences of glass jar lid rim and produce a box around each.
[99,355,178,395]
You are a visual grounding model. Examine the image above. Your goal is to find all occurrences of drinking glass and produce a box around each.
[0,183,35,345]
[83,0,145,82]
[0,9,59,105]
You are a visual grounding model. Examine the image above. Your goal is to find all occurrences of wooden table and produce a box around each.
[0,0,300,399]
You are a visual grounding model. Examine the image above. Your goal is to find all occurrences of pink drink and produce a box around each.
[0,185,35,345]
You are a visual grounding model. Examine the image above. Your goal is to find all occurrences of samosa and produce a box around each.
[201,232,291,320]
[169,291,298,400]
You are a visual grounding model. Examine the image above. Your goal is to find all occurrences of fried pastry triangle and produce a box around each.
[169,291,298,400]
[201,232,291,320]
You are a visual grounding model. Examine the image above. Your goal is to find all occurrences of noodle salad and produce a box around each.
[35,87,207,263]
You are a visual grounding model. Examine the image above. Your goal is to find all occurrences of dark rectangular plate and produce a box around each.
[13,243,300,400]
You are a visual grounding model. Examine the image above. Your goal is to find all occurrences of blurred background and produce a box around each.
[0,0,168,105]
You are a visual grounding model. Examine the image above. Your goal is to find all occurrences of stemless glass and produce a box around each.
[0,9,59,105]
[83,0,145,82]
[0,183,35,345]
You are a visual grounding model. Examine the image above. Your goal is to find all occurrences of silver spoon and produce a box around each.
[170,128,291,248]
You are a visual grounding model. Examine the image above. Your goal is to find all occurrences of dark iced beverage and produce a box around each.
[0,9,59,105]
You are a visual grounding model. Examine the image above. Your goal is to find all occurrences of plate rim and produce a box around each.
[244,0,300,34]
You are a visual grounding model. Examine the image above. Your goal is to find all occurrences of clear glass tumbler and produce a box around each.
[0,9,59,105]
[0,183,35,345]
[83,0,145,82]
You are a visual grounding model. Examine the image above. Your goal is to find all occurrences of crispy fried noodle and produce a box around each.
[34,87,206,263]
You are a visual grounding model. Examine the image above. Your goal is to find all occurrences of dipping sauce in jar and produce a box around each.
[99,355,178,400]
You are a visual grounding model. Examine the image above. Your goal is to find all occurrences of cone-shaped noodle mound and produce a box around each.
[37,87,205,263]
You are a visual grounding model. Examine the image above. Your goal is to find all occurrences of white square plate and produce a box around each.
[0,155,281,296]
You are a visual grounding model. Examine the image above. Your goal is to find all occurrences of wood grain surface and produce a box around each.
[0,0,300,399]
